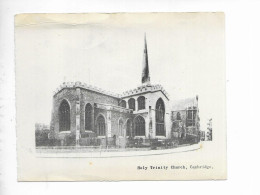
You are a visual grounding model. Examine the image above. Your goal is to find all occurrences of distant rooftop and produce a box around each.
[171,96,198,111]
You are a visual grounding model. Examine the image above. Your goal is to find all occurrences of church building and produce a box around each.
[49,36,199,147]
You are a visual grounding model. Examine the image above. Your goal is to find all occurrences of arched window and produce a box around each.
[156,98,165,136]
[118,119,124,136]
[177,112,181,120]
[126,119,132,137]
[85,103,92,130]
[128,98,135,111]
[120,100,126,108]
[187,108,196,127]
[59,100,70,132]
[137,96,145,110]
[97,115,106,136]
[134,116,145,136]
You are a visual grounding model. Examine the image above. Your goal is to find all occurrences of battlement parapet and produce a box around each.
[53,82,169,100]
[53,81,121,98]
[121,84,169,99]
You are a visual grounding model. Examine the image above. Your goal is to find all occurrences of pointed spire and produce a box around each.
[142,33,150,85]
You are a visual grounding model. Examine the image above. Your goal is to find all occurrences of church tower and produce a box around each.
[142,34,151,85]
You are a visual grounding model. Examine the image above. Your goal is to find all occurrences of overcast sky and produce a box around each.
[15,13,225,131]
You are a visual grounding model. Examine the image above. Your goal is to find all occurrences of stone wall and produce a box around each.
[122,90,171,139]
[51,87,121,139]
[51,88,78,137]
[80,88,119,133]
[93,107,107,135]
[171,109,200,137]
[50,85,173,141]
[110,111,133,137]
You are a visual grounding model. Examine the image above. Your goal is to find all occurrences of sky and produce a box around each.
[15,13,225,132]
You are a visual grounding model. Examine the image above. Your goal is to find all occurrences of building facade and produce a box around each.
[48,36,200,147]
[171,96,201,143]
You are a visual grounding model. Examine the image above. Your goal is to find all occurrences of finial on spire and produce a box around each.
[142,33,150,85]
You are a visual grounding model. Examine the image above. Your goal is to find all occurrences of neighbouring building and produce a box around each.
[171,97,201,144]
[206,118,212,141]
[200,131,205,141]
[48,35,200,147]
[35,123,50,131]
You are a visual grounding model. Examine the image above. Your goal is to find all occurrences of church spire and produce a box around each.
[142,33,150,85]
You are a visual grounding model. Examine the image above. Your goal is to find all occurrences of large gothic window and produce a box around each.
[85,103,92,130]
[134,116,145,136]
[97,115,106,136]
[156,98,165,136]
[118,119,124,136]
[120,100,126,108]
[128,98,135,111]
[59,100,70,132]
[126,119,132,137]
[187,108,196,127]
[137,96,145,110]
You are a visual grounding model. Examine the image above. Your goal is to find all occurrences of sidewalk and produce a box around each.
[36,143,200,158]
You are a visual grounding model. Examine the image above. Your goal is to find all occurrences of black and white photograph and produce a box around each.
[3,0,260,194]
[15,13,226,181]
